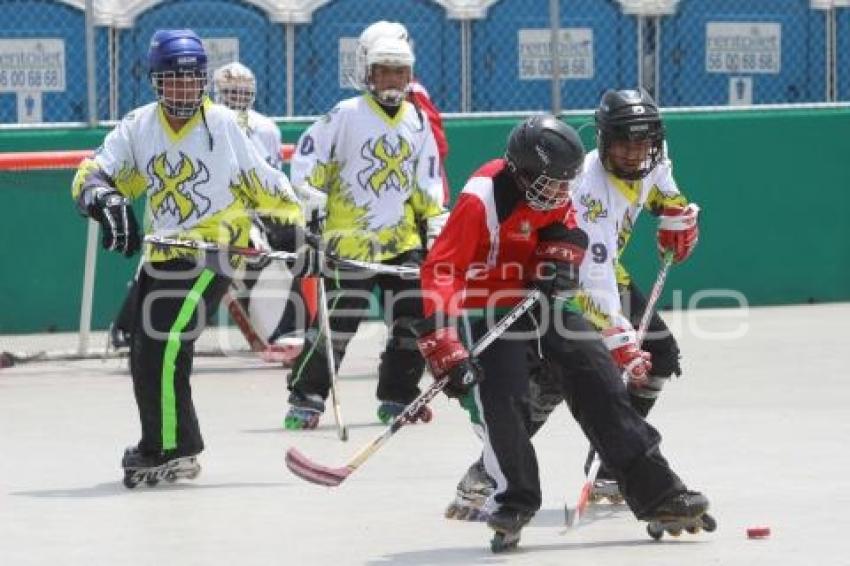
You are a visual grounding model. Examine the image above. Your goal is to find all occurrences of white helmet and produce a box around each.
[212,62,256,111]
[354,21,409,90]
[361,36,415,106]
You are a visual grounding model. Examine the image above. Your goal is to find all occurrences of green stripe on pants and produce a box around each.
[161,269,215,450]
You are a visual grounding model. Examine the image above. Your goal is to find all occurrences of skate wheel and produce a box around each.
[647,523,664,540]
[186,467,201,480]
[701,513,717,532]
[284,415,319,430]
[668,527,683,537]
[686,525,700,534]
[145,476,159,487]
[122,475,138,489]
[609,494,625,505]
[588,493,603,504]
[444,503,459,519]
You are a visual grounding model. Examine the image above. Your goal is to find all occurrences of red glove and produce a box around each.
[657,203,700,263]
[415,320,483,398]
[602,326,652,387]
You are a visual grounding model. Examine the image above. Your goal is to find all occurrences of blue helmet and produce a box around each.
[148,29,208,118]
[148,29,207,75]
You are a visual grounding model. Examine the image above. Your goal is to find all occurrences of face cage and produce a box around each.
[598,132,663,181]
[215,86,255,112]
[370,86,407,106]
[524,174,572,211]
[366,64,411,107]
[151,70,208,119]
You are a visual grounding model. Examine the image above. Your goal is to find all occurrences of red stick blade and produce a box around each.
[566,482,592,528]
[285,447,350,487]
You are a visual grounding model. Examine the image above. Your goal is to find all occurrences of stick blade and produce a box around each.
[285,447,351,487]
[566,482,592,528]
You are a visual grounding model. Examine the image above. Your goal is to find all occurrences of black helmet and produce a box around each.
[595,88,664,180]
[505,115,585,211]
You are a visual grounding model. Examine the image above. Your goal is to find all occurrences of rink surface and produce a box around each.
[1,303,847,565]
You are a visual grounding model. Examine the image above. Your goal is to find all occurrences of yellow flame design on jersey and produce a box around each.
[580,194,608,224]
[575,287,612,330]
[359,135,412,196]
[306,159,340,193]
[148,152,209,223]
[645,184,687,216]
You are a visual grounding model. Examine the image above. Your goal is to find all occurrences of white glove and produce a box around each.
[425,212,449,249]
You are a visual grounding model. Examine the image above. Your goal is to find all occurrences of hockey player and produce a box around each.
[284,32,447,428]
[544,88,700,503]
[445,89,702,516]
[416,114,712,551]
[354,21,450,206]
[212,61,282,168]
[71,29,303,488]
[109,61,311,358]
[107,60,298,352]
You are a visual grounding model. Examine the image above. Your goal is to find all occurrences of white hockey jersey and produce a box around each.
[571,148,687,329]
[236,108,283,169]
[290,94,445,261]
[72,98,301,264]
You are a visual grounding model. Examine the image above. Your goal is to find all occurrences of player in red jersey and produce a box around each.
[414,115,713,551]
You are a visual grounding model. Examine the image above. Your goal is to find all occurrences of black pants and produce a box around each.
[538,308,685,518]
[464,312,541,516]
[129,260,230,456]
[287,252,426,405]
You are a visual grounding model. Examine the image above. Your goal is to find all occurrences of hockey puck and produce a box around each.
[746,526,771,539]
[0,352,14,369]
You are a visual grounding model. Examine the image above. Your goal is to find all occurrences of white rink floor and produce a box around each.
[1,303,848,566]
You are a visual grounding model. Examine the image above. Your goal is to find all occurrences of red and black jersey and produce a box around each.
[421,159,577,317]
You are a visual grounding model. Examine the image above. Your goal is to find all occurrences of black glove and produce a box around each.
[257,218,321,278]
[532,223,588,297]
[414,316,485,398]
[88,188,140,257]
[260,217,299,252]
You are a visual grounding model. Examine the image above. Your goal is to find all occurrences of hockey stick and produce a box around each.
[222,290,268,352]
[565,251,674,528]
[221,288,303,364]
[143,235,419,277]
[285,289,542,487]
[315,268,348,441]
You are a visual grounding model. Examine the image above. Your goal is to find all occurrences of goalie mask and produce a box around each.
[148,29,208,119]
[358,35,414,106]
[212,62,256,111]
[505,115,585,211]
[595,88,665,181]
